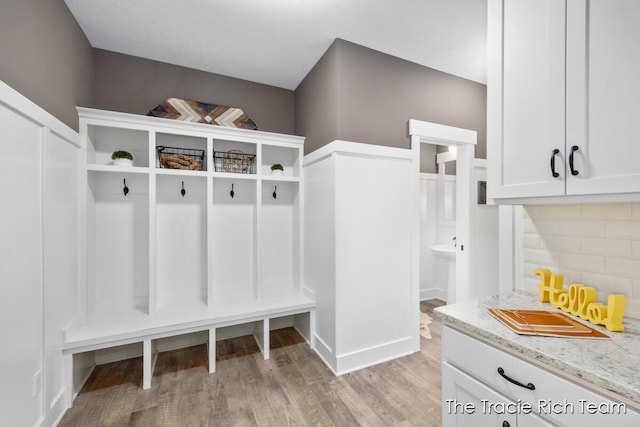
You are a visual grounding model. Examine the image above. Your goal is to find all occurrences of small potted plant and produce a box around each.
[270,163,284,176]
[112,150,134,167]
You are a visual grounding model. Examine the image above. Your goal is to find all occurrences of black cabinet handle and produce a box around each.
[550,148,560,178]
[569,145,579,176]
[503,422,511,427]
[497,367,535,390]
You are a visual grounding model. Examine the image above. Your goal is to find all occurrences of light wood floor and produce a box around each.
[59,299,446,426]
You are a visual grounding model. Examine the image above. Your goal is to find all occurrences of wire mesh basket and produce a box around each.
[156,146,205,171]
[213,149,256,174]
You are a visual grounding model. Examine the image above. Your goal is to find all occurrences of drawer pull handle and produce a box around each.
[569,145,579,176]
[497,367,535,390]
[550,148,560,178]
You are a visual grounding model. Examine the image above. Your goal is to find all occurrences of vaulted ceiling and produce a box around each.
[65,0,487,90]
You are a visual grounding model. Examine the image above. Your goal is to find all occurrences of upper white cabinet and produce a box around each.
[488,0,640,200]
[566,0,640,195]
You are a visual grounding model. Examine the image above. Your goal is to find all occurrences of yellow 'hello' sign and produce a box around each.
[534,269,626,332]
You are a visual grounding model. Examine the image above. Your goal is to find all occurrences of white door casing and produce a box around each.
[410,120,477,304]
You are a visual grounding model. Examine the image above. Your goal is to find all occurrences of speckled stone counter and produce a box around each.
[434,291,640,407]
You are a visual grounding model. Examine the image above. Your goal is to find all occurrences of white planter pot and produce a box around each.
[113,158,133,167]
[271,169,283,176]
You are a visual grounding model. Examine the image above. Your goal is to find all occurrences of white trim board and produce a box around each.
[0,80,78,146]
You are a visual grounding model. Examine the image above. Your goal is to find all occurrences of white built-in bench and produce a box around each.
[63,295,314,397]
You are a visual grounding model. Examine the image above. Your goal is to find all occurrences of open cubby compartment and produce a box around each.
[155,174,208,311]
[270,313,312,345]
[262,144,301,177]
[87,171,150,318]
[86,124,150,167]
[155,132,208,171]
[217,320,269,357]
[260,180,300,298]
[212,139,257,175]
[210,178,257,306]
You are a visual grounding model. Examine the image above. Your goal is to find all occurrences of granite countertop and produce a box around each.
[434,291,640,407]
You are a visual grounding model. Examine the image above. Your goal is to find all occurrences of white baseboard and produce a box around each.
[44,389,66,427]
[334,336,417,375]
[311,334,337,374]
[312,334,418,376]
[420,287,447,301]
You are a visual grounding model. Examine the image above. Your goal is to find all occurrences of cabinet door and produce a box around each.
[442,363,519,427]
[443,363,554,427]
[487,0,566,199]
[567,0,640,194]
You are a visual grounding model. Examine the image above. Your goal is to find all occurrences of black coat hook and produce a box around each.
[123,178,129,196]
[181,181,186,197]
[230,183,235,198]
[272,185,277,199]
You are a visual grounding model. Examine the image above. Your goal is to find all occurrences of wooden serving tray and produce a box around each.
[488,308,610,339]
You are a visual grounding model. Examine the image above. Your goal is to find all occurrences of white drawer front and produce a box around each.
[442,326,640,426]
[443,362,553,427]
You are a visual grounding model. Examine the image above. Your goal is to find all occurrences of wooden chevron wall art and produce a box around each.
[148,97,258,130]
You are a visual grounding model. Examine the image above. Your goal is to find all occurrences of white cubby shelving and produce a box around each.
[86,124,149,168]
[262,143,300,177]
[64,108,313,391]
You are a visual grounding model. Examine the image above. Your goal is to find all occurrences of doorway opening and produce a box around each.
[410,120,476,305]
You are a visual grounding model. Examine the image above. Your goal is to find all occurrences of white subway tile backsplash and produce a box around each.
[523,218,559,234]
[523,204,640,320]
[556,219,605,237]
[523,248,559,266]
[581,238,632,258]
[523,263,582,285]
[522,233,542,249]
[539,235,581,252]
[522,218,536,233]
[558,252,605,273]
[523,206,542,219]
[522,276,541,290]
[605,257,640,280]
[580,272,633,296]
[581,204,632,220]
[605,221,640,240]
[539,205,582,219]
[632,241,640,260]
[523,263,541,279]
[625,298,640,320]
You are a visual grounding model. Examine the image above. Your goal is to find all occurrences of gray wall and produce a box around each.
[296,39,487,157]
[0,7,483,147]
[0,0,93,130]
[93,50,295,135]
[294,44,339,153]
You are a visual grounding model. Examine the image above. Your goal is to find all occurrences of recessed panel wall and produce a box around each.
[261,180,298,297]
[89,171,150,316]
[211,178,257,300]
[156,175,207,309]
